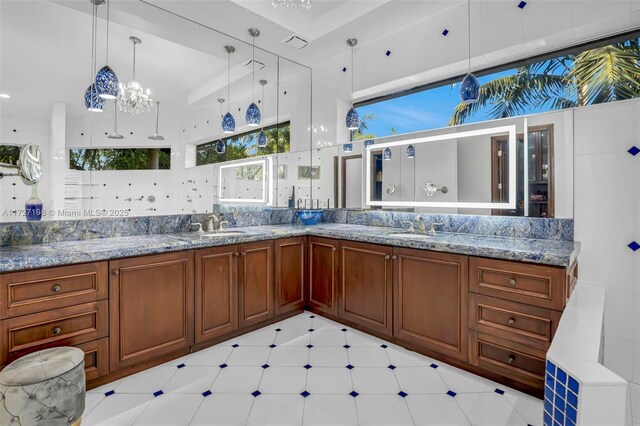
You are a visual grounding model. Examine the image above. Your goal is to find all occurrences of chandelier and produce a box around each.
[272,0,311,9]
[118,36,153,115]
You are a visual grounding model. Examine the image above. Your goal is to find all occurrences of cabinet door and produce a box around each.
[195,246,239,344]
[339,241,393,335]
[238,241,274,328]
[275,237,306,315]
[308,237,339,316]
[394,248,469,362]
[110,251,194,372]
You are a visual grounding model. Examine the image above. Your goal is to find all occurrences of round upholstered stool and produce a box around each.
[0,347,85,425]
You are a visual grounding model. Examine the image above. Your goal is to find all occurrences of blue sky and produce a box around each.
[357,69,524,138]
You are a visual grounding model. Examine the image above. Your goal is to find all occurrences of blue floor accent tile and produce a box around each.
[202,390,212,397]
[252,390,262,397]
[430,363,438,369]
[309,315,315,318]
[219,363,228,369]
[304,364,312,369]
[341,328,348,332]
[447,390,457,397]
[269,344,277,348]
[442,29,449,36]
[628,146,640,156]
[232,344,239,348]
[275,328,282,332]
[398,391,407,397]
[308,329,315,332]
[344,345,351,349]
[177,363,186,369]
[262,364,270,369]
[629,241,640,251]
[387,365,396,370]
[349,391,359,398]
[495,388,505,395]
[518,1,527,8]
[380,344,388,349]
[307,344,314,348]
[105,390,115,397]
[346,364,354,370]
[301,391,310,398]
[153,390,164,397]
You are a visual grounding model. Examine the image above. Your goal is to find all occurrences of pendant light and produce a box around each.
[118,37,153,115]
[222,46,236,134]
[148,101,165,140]
[84,1,105,112]
[460,0,480,103]
[383,147,392,161]
[257,79,268,148]
[96,0,119,100]
[217,98,227,154]
[406,144,415,159]
[343,144,353,153]
[107,100,124,139]
[345,38,359,131]
[246,29,262,127]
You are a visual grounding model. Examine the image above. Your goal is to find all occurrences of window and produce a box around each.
[69,148,171,170]
[354,34,640,140]
[0,145,21,165]
[196,122,290,166]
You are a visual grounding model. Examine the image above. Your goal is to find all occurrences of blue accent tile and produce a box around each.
[555,396,565,412]
[386,50,391,56]
[344,345,351,349]
[557,368,567,384]
[543,410,552,426]
[177,363,186,369]
[343,67,347,73]
[346,364,354,370]
[269,344,277,348]
[388,365,396,370]
[567,419,576,426]
[568,377,579,394]
[308,329,315,332]
[518,1,527,8]
[495,388,505,395]
[307,344,314,348]
[567,391,578,408]
[341,328,348,332]
[430,363,438,369]
[556,383,566,399]
[629,241,640,251]
[252,390,261,397]
[304,364,312,369]
[202,390,212,397]
[447,390,457,398]
[262,364,270,369]
[275,328,282,332]
[546,360,556,375]
[232,344,239,348]
[350,391,359,398]
[629,146,640,156]
[309,315,315,318]
[545,373,554,389]
[442,29,449,36]
[398,391,407,397]
[153,390,164,397]
[566,404,577,423]
[219,363,228,369]
[554,421,562,426]
[544,398,553,415]
[381,344,388,349]
[105,390,115,397]
[553,407,564,425]
[301,391,310,398]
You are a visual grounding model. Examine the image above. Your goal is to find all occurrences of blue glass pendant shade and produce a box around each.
[406,144,415,159]
[460,72,480,103]
[343,143,353,153]
[246,103,261,127]
[215,140,226,154]
[222,112,236,134]
[383,147,392,161]
[346,107,359,130]
[258,130,267,148]
[96,65,119,100]
[84,84,105,112]
[364,140,375,148]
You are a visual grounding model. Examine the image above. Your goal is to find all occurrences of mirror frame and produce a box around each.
[217,157,274,205]
[365,125,517,210]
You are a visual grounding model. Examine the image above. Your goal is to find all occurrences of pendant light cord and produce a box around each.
[227,50,231,113]
[252,38,256,102]
[106,0,110,65]
[467,0,471,73]
[351,45,354,106]
[132,40,137,81]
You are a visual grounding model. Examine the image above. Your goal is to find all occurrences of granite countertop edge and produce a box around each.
[0,224,580,273]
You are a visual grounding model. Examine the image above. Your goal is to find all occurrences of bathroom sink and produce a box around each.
[200,230,245,238]
[387,233,433,239]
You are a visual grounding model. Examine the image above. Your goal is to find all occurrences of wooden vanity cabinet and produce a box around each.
[339,241,393,335]
[308,237,339,316]
[238,241,275,328]
[393,248,469,362]
[275,237,307,316]
[195,246,239,344]
[109,251,194,372]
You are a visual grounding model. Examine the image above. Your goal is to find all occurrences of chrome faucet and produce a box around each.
[403,221,416,233]
[417,216,427,233]
[427,222,444,236]
[205,215,220,232]
[219,219,230,231]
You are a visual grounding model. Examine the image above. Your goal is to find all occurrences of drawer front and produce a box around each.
[0,262,108,318]
[78,338,110,381]
[469,257,566,310]
[3,300,108,356]
[469,294,560,349]
[470,332,546,387]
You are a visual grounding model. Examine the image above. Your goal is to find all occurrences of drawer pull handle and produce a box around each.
[392,255,397,260]
[52,327,62,335]
[112,270,120,276]
[507,318,516,326]
[331,247,337,252]
[51,285,61,293]
[385,255,391,260]
[234,252,240,257]
[509,278,516,287]
[241,252,246,257]
[507,355,515,365]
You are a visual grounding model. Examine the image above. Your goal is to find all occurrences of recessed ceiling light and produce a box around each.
[0,93,10,99]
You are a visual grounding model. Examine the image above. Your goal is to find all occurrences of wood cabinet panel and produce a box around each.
[339,241,393,335]
[109,251,194,372]
[195,246,239,344]
[469,257,566,310]
[275,237,306,315]
[469,294,560,349]
[78,338,110,381]
[308,237,339,316]
[394,248,469,362]
[0,262,108,319]
[238,241,274,328]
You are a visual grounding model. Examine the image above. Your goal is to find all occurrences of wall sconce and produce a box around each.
[423,183,448,197]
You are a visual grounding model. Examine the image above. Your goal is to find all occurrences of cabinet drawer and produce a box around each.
[2,300,108,357]
[469,294,560,349]
[469,257,566,310]
[470,332,545,385]
[78,338,110,381]
[0,262,108,318]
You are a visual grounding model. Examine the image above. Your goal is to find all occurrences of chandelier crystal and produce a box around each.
[272,0,311,9]
[118,37,153,115]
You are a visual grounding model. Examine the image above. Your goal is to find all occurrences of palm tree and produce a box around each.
[449,38,640,125]
[351,113,377,140]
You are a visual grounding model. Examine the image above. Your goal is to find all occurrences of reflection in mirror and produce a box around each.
[218,158,273,204]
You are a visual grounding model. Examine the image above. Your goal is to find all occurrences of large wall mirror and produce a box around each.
[0,0,312,222]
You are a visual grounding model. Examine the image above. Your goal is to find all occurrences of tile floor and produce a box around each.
[83,312,543,425]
